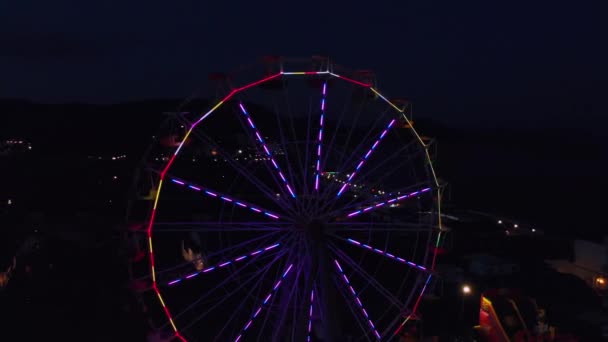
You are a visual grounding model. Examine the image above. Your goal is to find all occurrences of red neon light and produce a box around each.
[222,90,237,104]
[146,208,157,234]
[237,73,281,92]
[161,155,178,178]
[335,74,371,87]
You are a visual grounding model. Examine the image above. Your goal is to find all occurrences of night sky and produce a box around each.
[2,1,607,234]
[1,1,605,124]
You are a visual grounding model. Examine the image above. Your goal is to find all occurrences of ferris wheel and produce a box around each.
[127,57,444,342]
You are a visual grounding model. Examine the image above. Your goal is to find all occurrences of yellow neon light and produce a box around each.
[157,293,167,307]
[153,179,164,210]
[370,87,403,113]
[168,318,178,331]
[212,100,224,111]
[148,237,153,254]
[151,263,156,282]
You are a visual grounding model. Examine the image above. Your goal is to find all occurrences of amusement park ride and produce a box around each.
[124,57,580,342]
[125,56,443,341]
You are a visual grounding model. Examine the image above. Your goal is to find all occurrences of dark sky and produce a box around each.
[1,0,607,128]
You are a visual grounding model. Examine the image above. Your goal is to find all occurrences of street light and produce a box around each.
[460,284,473,333]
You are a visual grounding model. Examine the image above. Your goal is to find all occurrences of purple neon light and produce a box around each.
[334,259,381,340]
[307,289,314,342]
[345,187,431,218]
[337,118,397,197]
[170,178,280,220]
[166,243,281,286]
[346,238,428,272]
[315,82,328,191]
[238,103,296,198]
[234,263,294,342]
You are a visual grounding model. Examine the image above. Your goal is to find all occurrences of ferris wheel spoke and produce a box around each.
[329,222,432,232]
[238,102,297,199]
[329,243,405,309]
[167,246,289,329]
[145,232,281,283]
[320,179,430,219]
[187,125,298,216]
[179,251,286,338]
[343,138,422,191]
[316,89,369,207]
[332,277,375,342]
[306,289,315,342]
[328,143,426,214]
[314,137,420,216]
[271,261,304,341]
[332,259,381,341]
[234,101,302,209]
[166,175,286,220]
[149,221,292,233]
[318,137,426,210]
[210,269,275,342]
[335,236,431,274]
[152,221,291,232]
[234,263,294,342]
[166,242,283,286]
[336,117,398,198]
[271,84,309,203]
[322,100,379,206]
[314,81,328,193]
[339,187,432,219]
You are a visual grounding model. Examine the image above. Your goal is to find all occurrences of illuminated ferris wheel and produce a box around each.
[128,57,444,342]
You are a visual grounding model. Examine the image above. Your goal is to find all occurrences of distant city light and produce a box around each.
[113,176,118,180]
[514,224,518,228]
[7,199,12,205]
[462,284,472,295]
[498,220,502,224]
[531,228,536,232]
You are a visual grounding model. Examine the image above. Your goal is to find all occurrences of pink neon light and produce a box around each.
[239,103,296,198]
[314,81,328,191]
[170,177,280,219]
[345,187,431,218]
[334,259,380,340]
[234,263,294,342]
[166,243,281,286]
[346,238,430,273]
[307,289,314,342]
[337,118,397,197]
